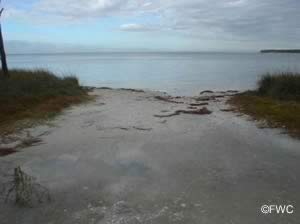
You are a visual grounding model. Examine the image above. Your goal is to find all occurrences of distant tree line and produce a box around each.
[261,49,300,53]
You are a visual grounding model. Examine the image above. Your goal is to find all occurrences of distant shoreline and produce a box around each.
[6,51,256,56]
[260,49,300,53]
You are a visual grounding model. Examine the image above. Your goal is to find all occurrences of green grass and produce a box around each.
[257,72,300,100]
[229,73,300,137]
[0,69,89,134]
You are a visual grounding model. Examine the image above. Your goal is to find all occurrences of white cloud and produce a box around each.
[34,0,127,18]
[120,23,154,32]
[2,8,21,19]
[226,0,247,7]
[143,2,153,7]
[4,0,300,42]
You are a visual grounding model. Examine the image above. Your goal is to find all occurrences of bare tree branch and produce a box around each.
[0,0,8,76]
[0,0,3,18]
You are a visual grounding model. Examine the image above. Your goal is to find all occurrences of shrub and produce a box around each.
[0,69,88,132]
[0,69,84,98]
[257,73,300,101]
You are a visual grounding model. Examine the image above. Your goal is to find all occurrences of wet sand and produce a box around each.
[1,89,300,224]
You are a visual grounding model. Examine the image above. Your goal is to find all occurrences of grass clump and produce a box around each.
[229,72,300,137]
[257,73,300,100]
[0,69,89,134]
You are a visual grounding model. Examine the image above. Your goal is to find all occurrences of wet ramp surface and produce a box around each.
[1,89,300,224]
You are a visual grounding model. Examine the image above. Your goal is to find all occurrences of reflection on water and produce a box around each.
[1,167,51,207]
[116,161,150,177]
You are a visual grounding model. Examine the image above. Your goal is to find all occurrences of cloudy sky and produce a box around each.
[2,0,300,53]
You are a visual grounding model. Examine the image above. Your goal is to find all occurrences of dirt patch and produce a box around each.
[228,93,300,138]
[190,103,209,106]
[200,90,214,95]
[188,106,198,110]
[0,95,90,135]
[220,108,236,112]
[195,94,234,102]
[195,96,212,102]
[18,136,43,148]
[97,126,152,132]
[159,120,168,124]
[214,95,226,98]
[132,126,153,131]
[97,87,113,90]
[154,96,184,104]
[119,88,145,93]
[0,147,18,157]
[154,107,212,118]
[226,90,239,94]
[0,132,44,157]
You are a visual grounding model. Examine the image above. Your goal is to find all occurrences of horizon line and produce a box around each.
[7,50,259,56]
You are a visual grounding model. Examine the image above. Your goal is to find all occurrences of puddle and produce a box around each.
[1,89,300,223]
[1,167,51,207]
[115,161,150,176]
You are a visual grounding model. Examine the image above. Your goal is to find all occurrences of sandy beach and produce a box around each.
[1,88,300,224]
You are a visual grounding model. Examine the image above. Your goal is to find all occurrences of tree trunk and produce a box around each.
[0,24,8,77]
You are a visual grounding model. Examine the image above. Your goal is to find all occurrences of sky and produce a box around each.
[2,0,300,53]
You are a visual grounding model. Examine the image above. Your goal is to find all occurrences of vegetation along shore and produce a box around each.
[229,73,300,138]
[260,49,300,53]
[0,69,90,135]
[0,69,299,140]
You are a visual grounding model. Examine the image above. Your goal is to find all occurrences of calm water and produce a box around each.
[7,52,300,96]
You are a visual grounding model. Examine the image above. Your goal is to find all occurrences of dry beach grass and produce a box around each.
[0,69,89,135]
[229,73,300,137]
